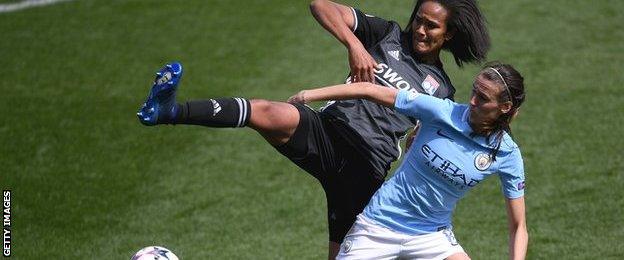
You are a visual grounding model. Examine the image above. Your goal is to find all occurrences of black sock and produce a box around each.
[173,98,251,128]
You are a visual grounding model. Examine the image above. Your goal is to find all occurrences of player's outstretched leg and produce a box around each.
[136,62,300,146]
[137,62,184,126]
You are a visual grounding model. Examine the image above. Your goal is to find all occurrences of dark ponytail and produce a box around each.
[480,62,525,160]
[405,0,491,67]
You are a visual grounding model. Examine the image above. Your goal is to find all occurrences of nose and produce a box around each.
[415,24,426,37]
[469,95,478,106]
[413,21,425,37]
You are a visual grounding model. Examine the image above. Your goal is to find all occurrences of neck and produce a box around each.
[468,115,494,136]
[418,51,442,67]
[471,123,493,136]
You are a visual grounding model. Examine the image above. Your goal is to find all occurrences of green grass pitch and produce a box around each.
[1,0,622,258]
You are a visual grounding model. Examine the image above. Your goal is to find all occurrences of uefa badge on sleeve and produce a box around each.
[474,153,492,171]
[517,181,526,191]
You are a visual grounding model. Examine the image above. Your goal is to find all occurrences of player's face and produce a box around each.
[411,1,452,58]
[468,74,512,134]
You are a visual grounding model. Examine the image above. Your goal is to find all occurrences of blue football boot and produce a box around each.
[137,62,183,125]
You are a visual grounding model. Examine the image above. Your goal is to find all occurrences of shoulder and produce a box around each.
[500,133,520,151]
[352,8,399,37]
[395,89,458,122]
[352,7,397,26]
[497,140,523,172]
[437,67,455,90]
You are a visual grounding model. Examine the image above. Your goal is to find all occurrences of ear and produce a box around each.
[499,101,513,114]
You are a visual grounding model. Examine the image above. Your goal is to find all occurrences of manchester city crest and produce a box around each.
[474,153,492,171]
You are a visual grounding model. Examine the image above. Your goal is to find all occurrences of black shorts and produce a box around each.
[275,104,384,243]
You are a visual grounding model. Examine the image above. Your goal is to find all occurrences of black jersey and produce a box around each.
[320,8,456,177]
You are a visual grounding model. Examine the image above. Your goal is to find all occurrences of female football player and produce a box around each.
[288,62,527,260]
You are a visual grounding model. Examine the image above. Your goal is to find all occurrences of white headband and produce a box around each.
[488,67,512,103]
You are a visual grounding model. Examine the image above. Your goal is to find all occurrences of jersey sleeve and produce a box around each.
[394,88,453,122]
[351,8,394,49]
[498,149,526,199]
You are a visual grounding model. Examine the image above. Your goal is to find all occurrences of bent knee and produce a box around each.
[249,99,273,115]
[248,99,300,145]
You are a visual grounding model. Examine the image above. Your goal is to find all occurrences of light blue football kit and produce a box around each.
[362,89,526,235]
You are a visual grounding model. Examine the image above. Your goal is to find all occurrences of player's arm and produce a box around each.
[310,0,377,82]
[505,196,528,260]
[289,84,447,121]
[288,82,397,107]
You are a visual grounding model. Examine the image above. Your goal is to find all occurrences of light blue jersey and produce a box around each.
[363,89,525,235]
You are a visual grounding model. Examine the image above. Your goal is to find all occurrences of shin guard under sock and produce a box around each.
[174,98,251,127]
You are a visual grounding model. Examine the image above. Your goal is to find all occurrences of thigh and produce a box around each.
[272,104,342,182]
[326,147,384,243]
[336,215,402,260]
[248,99,300,146]
[445,252,471,260]
[401,229,465,260]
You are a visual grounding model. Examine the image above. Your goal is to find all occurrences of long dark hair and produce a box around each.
[479,62,525,160]
[405,0,490,67]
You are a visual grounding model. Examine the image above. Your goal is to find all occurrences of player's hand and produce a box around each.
[348,43,377,83]
[287,90,307,104]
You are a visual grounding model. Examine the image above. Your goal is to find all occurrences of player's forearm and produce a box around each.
[508,224,528,260]
[300,82,397,107]
[310,0,361,50]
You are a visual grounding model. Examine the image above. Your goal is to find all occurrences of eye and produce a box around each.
[426,21,438,29]
[472,88,488,102]
[414,16,424,26]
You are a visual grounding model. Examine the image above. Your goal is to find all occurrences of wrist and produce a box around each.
[301,90,307,103]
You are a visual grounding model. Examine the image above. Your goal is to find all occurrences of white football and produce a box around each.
[131,246,179,260]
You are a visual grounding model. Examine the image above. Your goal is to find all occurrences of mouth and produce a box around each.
[414,40,428,51]
[469,107,480,120]
[413,34,427,44]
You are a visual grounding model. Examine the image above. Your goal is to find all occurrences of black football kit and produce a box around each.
[275,8,456,243]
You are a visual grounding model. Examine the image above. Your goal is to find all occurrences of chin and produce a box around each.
[414,46,430,56]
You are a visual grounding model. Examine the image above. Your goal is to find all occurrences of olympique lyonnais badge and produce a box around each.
[474,153,492,171]
[421,75,440,95]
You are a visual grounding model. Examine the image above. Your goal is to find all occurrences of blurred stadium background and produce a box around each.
[1,0,622,258]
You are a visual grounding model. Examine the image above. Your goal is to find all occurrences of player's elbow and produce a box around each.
[510,220,528,238]
[510,216,527,229]
[357,82,373,97]
[361,83,384,102]
[519,224,528,237]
